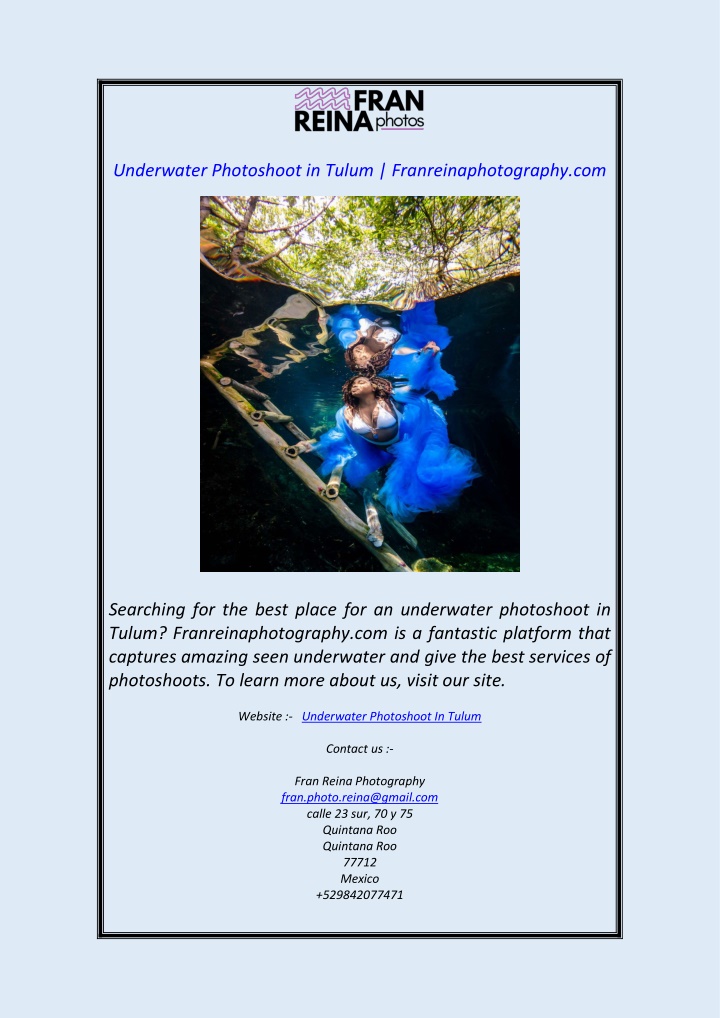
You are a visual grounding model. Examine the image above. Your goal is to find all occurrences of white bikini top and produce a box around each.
[358,318,400,346]
[350,404,398,435]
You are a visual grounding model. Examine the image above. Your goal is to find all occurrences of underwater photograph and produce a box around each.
[200,196,519,573]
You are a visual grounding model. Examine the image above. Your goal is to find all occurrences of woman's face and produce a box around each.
[350,377,373,398]
[351,344,372,366]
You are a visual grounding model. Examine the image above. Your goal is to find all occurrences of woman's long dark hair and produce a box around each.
[344,324,395,376]
[341,374,396,411]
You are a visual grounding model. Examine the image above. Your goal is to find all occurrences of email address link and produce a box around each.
[280,792,439,804]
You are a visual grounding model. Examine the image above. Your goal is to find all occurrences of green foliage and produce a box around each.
[200,195,519,306]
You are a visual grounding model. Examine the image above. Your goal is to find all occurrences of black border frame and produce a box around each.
[98,78,622,939]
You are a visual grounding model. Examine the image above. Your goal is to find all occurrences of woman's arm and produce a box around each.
[394,341,440,356]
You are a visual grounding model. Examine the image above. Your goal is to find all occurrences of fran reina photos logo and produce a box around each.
[294,87,425,132]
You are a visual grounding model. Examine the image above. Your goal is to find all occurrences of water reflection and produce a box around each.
[214,292,329,381]
[200,266,520,571]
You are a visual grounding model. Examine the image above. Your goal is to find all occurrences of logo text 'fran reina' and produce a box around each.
[294,87,424,132]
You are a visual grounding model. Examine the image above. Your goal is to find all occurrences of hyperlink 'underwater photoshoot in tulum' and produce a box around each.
[200,196,519,573]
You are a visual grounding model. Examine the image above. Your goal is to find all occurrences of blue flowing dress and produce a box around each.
[328,301,457,400]
[316,389,479,522]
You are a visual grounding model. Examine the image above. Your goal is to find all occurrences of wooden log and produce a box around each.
[251,411,293,424]
[285,439,318,459]
[378,508,420,552]
[363,490,384,548]
[219,377,270,402]
[219,376,310,443]
[260,399,311,443]
[200,360,412,572]
[325,463,344,499]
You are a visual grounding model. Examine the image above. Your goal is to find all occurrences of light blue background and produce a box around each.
[102,81,616,934]
[4,1,718,1014]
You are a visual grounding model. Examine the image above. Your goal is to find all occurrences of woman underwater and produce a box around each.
[316,373,479,523]
[330,303,457,400]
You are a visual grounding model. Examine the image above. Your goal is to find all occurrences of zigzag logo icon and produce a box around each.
[294,87,351,111]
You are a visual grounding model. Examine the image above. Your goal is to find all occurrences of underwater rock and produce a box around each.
[412,557,453,572]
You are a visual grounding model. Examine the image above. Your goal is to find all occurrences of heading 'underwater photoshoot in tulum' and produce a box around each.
[200,195,519,573]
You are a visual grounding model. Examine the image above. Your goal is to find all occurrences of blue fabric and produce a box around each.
[328,302,457,400]
[399,301,451,351]
[390,349,456,400]
[316,391,479,521]
[328,305,373,348]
